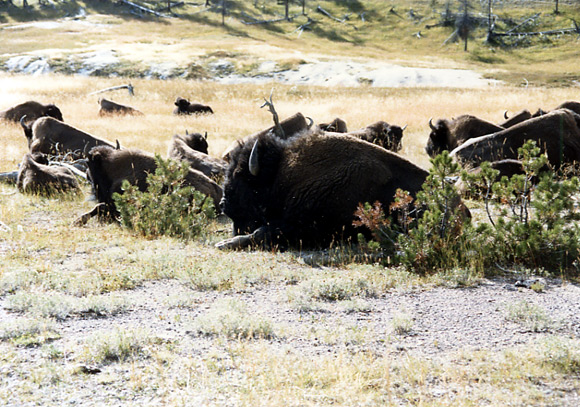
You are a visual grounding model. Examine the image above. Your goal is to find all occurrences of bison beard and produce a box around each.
[217,132,429,250]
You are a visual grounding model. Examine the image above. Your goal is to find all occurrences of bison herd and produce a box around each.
[2,97,580,251]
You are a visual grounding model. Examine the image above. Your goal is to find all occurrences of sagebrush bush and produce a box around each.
[113,156,216,240]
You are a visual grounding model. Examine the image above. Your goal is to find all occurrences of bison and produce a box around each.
[168,133,227,180]
[345,121,406,152]
[216,130,430,250]
[499,109,533,128]
[556,101,580,115]
[16,153,81,195]
[75,145,223,225]
[0,101,63,123]
[221,112,313,162]
[21,116,116,159]
[98,98,143,116]
[318,117,348,133]
[426,115,505,158]
[450,108,580,169]
[173,97,214,115]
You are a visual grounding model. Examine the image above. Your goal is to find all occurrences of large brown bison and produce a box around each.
[221,112,312,162]
[168,133,227,180]
[345,121,406,152]
[16,153,81,195]
[216,130,430,250]
[0,101,63,123]
[75,145,223,225]
[173,97,214,115]
[98,98,143,116]
[426,115,505,158]
[21,116,116,159]
[451,108,580,169]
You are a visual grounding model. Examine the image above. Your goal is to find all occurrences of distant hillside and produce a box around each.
[0,0,578,86]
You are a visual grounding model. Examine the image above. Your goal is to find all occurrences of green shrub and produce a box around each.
[465,141,580,272]
[113,156,216,240]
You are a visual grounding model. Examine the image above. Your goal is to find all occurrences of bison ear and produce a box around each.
[249,140,260,176]
[204,131,208,140]
[115,140,121,150]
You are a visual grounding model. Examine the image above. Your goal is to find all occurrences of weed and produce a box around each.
[505,300,555,332]
[391,311,414,336]
[195,298,275,340]
[80,326,151,365]
[0,317,60,347]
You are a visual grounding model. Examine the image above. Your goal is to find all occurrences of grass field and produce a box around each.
[1,1,580,405]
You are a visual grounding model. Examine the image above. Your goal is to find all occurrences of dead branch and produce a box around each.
[316,6,345,23]
[48,161,88,180]
[506,13,542,34]
[0,171,18,184]
[0,220,11,232]
[260,90,284,139]
[119,0,169,18]
[89,84,135,97]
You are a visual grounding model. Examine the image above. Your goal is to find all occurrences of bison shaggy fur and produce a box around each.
[98,98,143,116]
[168,133,226,180]
[217,131,429,250]
[173,97,214,115]
[17,153,80,195]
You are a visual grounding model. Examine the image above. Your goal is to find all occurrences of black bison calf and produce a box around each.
[1,101,63,123]
[98,98,143,116]
[17,153,81,195]
[217,131,430,250]
[173,97,214,115]
[75,146,223,225]
[21,117,116,159]
[318,117,348,133]
[168,133,227,180]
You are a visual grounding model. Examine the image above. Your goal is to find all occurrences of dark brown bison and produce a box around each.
[221,112,313,162]
[98,98,143,116]
[0,101,63,123]
[21,116,116,159]
[173,97,214,115]
[556,101,580,115]
[16,153,81,195]
[318,117,348,133]
[426,115,505,158]
[75,145,223,225]
[499,109,533,128]
[168,133,227,180]
[216,130,430,250]
[345,121,406,152]
[451,109,580,169]
[171,131,209,155]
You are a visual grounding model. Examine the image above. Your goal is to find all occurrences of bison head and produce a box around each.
[44,104,63,122]
[220,134,285,236]
[180,131,209,155]
[426,118,452,158]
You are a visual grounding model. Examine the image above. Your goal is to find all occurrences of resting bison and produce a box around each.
[318,117,348,133]
[221,112,313,162]
[0,101,63,123]
[451,108,580,169]
[556,101,580,115]
[173,97,214,115]
[98,98,143,116]
[75,145,223,225]
[16,153,81,195]
[168,133,227,180]
[426,115,504,158]
[499,109,533,128]
[345,121,406,152]
[21,116,116,159]
[216,131,430,250]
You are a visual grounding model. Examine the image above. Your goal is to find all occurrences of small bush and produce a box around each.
[81,327,150,365]
[113,156,216,240]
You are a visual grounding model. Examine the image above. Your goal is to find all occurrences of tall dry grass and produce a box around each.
[1,73,578,171]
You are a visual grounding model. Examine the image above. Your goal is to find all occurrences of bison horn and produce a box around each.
[504,110,509,120]
[20,115,28,129]
[115,139,121,150]
[428,118,436,131]
[306,117,314,128]
[185,129,189,135]
[249,140,260,176]
[204,131,208,140]
[401,124,408,131]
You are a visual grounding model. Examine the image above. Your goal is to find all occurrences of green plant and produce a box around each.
[505,300,555,332]
[465,141,580,272]
[113,155,216,240]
